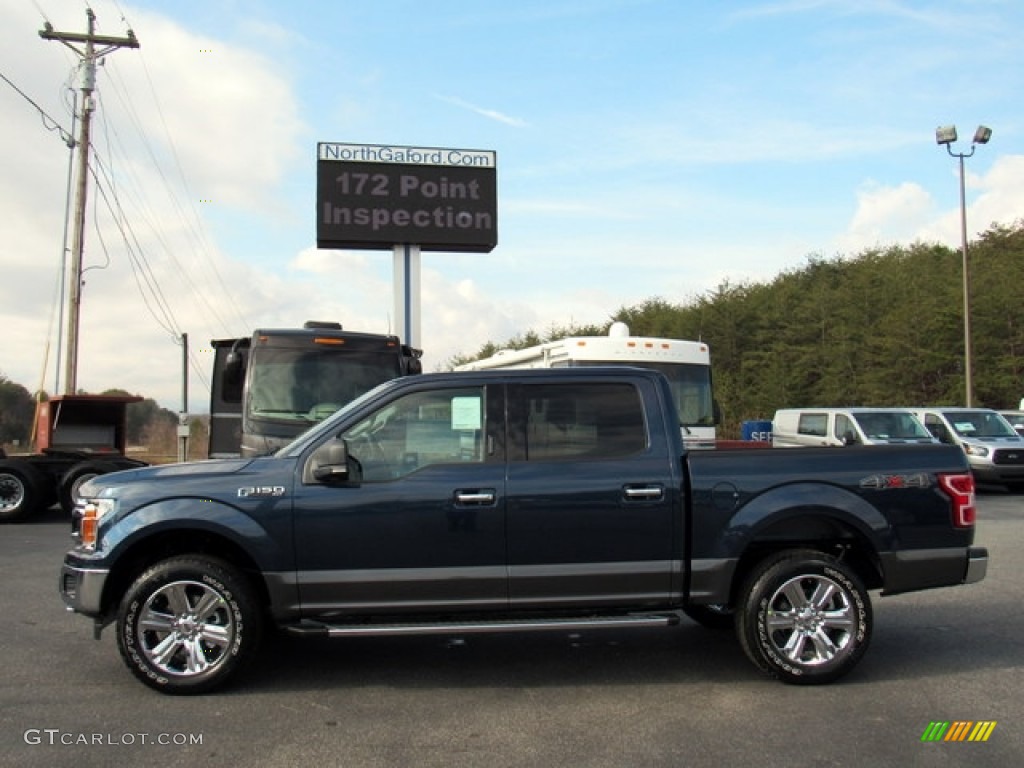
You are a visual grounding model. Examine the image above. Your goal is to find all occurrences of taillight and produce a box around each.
[938,472,976,528]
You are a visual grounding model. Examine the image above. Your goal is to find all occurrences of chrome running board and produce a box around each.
[285,613,679,638]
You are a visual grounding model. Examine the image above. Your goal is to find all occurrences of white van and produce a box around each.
[772,408,936,448]
[913,407,1024,487]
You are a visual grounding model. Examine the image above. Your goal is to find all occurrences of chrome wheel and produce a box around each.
[763,574,857,667]
[0,461,46,523]
[737,550,872,684]
[0,473,26,514]
[118,555,262,693]
[137,579,236,677]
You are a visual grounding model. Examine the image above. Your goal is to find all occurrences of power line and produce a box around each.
[94,74,241,336]
[100,1,251,338]
[0,69,74,147]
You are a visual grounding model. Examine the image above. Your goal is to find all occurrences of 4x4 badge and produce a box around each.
[860,473,928,489]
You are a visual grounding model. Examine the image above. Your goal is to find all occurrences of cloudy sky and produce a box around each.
[2,0,1022,412]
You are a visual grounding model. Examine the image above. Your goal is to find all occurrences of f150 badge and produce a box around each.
[237,486,286,498]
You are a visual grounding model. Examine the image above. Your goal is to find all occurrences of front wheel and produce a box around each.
[736,550,872,685]
[116,555,263,694]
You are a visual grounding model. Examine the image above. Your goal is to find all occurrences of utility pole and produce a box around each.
[178,333,190,462]
[40,10,139,395]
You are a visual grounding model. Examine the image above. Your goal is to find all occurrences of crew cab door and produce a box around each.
[291,383,507,615]
[504,378,677,608]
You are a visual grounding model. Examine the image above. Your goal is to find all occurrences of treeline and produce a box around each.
[6,223,1023,445]
[451,221,1024,438]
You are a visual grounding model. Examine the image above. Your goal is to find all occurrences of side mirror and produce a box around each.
[310,438,362,485]
[222,344,247,403]
[403,345,423,375]
[841,430,858,446]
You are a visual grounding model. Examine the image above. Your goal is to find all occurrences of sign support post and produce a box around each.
[393,244,421,350]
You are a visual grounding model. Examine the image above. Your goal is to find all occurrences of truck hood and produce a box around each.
[84,458,260,496]
[108,458,257,483]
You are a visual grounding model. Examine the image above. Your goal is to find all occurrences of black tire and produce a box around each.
[682,603,735,629]
[58,460,118,515]
[736,549,872,685]
[0,460,47,523]
[116,555,263,694]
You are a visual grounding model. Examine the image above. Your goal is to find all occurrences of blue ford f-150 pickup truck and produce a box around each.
[59,368,987,694]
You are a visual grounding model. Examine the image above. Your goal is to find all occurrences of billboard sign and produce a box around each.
[316,142,497,252]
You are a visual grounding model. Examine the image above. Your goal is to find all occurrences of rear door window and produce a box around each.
[512,382,647,461]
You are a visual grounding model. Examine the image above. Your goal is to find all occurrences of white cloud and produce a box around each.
[100,9,306,217]
[972,155,1024,232]
[835,180,932,252]
[833,154,1024,257]
[433,93,528,128]
[915,154,1024,247]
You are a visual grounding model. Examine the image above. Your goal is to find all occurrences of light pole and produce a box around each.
[935,124,991,408]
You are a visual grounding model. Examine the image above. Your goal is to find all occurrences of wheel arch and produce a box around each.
[723,508,886,610]
[99,526,272,624]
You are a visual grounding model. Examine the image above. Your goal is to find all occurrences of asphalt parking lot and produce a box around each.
[1,491,1021,768]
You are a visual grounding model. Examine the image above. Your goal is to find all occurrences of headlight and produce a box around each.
[964,444,990,458]
[80,497,117,551]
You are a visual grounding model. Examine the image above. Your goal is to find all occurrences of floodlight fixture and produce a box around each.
[935,125,957,145]
[973,125,992,145]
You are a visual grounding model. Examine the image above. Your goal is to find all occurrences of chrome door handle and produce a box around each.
[624,485,664,501]
[455,489,496,504]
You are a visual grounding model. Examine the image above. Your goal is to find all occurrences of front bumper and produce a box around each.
[59,562,109,616]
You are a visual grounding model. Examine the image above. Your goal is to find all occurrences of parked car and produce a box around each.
[772,407,936,448]
[913,407,1024,488]
[998,410,1024,437]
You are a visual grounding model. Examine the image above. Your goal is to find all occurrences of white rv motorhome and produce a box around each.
[457,323,717,449]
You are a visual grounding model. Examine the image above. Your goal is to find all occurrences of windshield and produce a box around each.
[1001,412,1024,431]
[852,411,931,440]
[575,360,714,428]
[943,410,1019,438]
[246,346,402,426]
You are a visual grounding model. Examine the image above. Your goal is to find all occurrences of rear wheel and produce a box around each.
[116,555,263,694]
[0,460,47,523]
[736,550,872,684]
